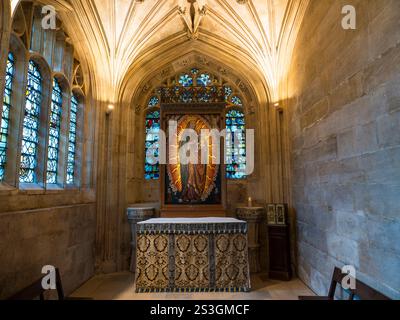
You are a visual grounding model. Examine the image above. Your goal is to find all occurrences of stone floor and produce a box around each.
[70,272,315,300]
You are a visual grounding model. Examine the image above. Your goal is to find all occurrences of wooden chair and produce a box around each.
[299,267,391,300]
[8,268,91,300]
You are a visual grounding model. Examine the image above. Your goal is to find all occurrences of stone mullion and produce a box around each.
[0,1,11,186]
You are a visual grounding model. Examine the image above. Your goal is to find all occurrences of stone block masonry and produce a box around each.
[287,0,400,299]
[0,204,96,299]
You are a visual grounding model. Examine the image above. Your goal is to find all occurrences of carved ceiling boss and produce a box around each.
[178,0,208,39]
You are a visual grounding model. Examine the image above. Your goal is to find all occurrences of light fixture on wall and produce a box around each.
[274,102,284,114]
[106,104,115,115]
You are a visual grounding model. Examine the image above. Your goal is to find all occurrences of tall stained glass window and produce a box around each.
[20,60,42,183]
[66,95,78,184]
[144,69,248,180]
[0,53,15,181]
[226,109,246,179]
[46,78,63,184]
[144,110,160,180]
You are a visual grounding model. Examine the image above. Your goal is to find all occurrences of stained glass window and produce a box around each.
[148,96,159,108]
[66,95,78,184]
[145,110,160,180]
[231,95,243,106]
[146,69,247,179]
[46,79,63,184]
[20,60,42,183]
[181,90,193,103]
[197,73,211,86]
[224,86,233,100]
[0,53,15,181]
[226,109,246,179]
[179,74,193,87]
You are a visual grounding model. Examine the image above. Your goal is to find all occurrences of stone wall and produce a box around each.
[0,203,96,299]
[287,0,400,299]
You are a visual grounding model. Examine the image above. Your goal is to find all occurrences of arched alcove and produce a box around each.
[103,46,279,271]
[129,57,261,209]
[116,49,273,210]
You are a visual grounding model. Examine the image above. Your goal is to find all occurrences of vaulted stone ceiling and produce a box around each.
[11,0,309,103]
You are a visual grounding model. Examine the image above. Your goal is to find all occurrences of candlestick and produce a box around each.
[248,197,252,208]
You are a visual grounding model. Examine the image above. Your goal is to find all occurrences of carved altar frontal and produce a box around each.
[135,218,251,293]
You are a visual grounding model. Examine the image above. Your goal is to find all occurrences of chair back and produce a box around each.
[328,267,390,300]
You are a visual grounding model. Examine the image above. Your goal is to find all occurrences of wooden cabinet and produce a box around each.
[268,224,292,281]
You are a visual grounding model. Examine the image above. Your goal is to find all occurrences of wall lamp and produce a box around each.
[106,104,115,115]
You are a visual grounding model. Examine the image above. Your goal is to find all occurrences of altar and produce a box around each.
[135,218,251,293]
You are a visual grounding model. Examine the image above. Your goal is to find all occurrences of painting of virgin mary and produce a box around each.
[166,115,221,204]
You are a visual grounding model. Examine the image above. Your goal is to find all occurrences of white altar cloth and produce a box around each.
[138,217,245,224]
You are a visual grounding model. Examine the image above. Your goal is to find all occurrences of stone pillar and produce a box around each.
[127,207,156,273]
[0,0,11,107]
[236,207,264,273]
